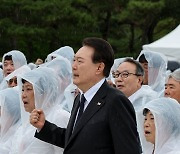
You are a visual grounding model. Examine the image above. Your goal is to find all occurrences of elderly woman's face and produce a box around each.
[22,81,35,113]
[144,111,155,144]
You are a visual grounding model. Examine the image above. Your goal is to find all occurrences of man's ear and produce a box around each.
[138,76,144,85]
[96,62,105,74]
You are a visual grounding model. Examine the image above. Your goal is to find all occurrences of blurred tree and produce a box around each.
[120,0,165,47]
[0,0,95,61]
[112,0,179,56]
[0,0,179,61]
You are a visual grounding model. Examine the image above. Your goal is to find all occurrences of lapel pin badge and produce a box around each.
[97,102,101,106]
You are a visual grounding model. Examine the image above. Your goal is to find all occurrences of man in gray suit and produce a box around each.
[30,37,141,154]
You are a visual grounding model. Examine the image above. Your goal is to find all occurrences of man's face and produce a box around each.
[22,81,35,113]
[72,46,102,92]
[140,62,148,85]
[115,62,142,97]
[165,77,180,103]
[3,60,15,77]
[144,111,155,144]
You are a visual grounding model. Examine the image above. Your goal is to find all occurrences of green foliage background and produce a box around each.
[0,0,179,62]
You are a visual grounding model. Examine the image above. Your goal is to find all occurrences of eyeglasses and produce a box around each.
[113,71,140,79]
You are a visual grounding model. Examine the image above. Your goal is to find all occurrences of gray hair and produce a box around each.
[123,58,145,77]
[170,68,180,82]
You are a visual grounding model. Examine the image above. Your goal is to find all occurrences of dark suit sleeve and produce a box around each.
[108,93,142,154]
[35,120,66,148]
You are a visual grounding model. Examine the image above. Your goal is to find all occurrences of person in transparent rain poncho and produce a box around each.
[45,46,74,64]
[140,97,180,154]
[0,66,30,134]
[8,67,70,154]
[0,50,27,90]
[42,56,76,113]
[0,51,27,145]
[2,50,27,77]
[0,68,3,84]
[0,87,21,153]
[0,68,3,118]
[5,65,31,88]
[137,50,167,97]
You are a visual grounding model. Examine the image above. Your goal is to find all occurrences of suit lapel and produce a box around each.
[65,81,109,148]
[65,94,80,144]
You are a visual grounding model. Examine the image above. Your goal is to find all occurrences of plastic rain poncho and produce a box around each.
[129,85,157,112]
[0,87,21,152]
[46,46,74,64]
[2,50,27,72]
[27,62,37,70]
[9,67,70,154]
[137,50,167,97]
[0,68,3,84]
[63,83,77,112]
[0,50,27,90]
[128,85,158,152]
[42,56,74,112]
[141,97,180,154]
[5,65,31,85]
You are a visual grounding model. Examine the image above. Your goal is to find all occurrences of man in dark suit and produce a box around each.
[30,37,141,154]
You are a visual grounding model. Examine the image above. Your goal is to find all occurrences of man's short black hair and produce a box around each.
[139,54,148,63]
[82,37,114,77]
[143,108,150,116]
[4,55,12,61]
[123,58,145,77]
[22,78,28,84]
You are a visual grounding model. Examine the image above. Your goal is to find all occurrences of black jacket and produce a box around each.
[35,81,141,154]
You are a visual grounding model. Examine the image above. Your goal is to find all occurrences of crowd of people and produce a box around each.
[0,37,179,154]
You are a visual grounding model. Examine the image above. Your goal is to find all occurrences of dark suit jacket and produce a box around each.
[35,80,141,154]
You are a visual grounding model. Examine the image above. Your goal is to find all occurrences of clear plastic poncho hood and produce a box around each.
[142,97,180,154]
[42,56,73,110]
[2,50,27,71]
[14,67,65,153]
[137,50,167,95]
[18,67,61,115]
[5,65,31,83]
[46,46,74,64]
[0,87,20,142]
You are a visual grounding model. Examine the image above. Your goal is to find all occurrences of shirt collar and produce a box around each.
[79,78,105,103]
